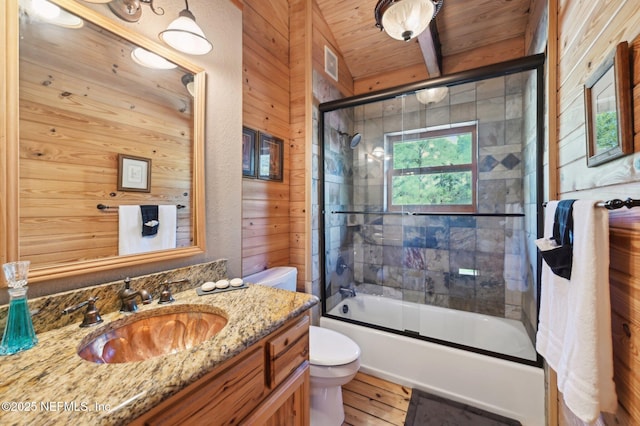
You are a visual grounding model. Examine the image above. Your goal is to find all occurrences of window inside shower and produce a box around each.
[387,124,477,212]
[319,55,544,365]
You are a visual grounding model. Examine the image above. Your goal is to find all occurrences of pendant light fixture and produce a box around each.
[103,0,212,56]
[374,0,443,42]
[106,0,164,23]
[159,0,212,55]
[416,86,448,105]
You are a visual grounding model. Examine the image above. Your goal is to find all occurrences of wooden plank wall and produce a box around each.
[608,209,640,424]
[18,20,192,268]
[241,0,352,289]
[555,0,640,195]
[311,1,354,97]
[288,0,311,291]
[443,37,525,76]
[241,0,292,277]
[554,0,640,423]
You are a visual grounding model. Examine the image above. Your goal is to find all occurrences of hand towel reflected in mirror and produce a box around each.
[118,205,177,256]
[140,205,159,236]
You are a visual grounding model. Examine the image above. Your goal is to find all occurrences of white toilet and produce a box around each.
[243,267,362,426]
[308,325,361,425]
[243,266,299,290]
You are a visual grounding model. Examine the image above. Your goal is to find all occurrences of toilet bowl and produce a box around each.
[243,267,362,426]
[309,325,361,426]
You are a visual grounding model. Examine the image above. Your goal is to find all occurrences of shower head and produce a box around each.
[338,131,362,149]
[349,133,362,148]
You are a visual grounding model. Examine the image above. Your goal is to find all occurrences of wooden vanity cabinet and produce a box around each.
[131,311,311,426]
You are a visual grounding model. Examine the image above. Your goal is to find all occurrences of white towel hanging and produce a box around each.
[536,200,617,422]
[118,205,177,255]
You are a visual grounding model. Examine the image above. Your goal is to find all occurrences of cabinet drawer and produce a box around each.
[143,347,266,426]
[267,314,310,388]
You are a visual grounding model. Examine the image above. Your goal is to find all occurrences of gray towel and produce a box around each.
[539,199,575,280]
[140,205,159,236]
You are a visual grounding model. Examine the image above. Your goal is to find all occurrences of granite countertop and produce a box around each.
[0,284,318,425]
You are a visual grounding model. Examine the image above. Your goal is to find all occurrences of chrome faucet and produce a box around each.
[339,286,356,298]
[119,277,153,312]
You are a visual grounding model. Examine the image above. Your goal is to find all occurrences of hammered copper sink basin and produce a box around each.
[77,305,228,364]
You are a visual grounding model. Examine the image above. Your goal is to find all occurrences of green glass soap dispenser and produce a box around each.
[1,261,38,355]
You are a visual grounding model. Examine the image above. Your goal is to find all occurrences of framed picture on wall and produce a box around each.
[584,41,633,167]
[258,133,283,182]
[118,154,151,192]
[242,126,257,178]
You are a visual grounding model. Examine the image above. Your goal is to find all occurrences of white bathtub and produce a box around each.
[321,294,545,426]
[329,294,537,361]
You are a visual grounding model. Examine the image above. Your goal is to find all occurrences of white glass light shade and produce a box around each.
[372,147,385,158]
[30,0,84,28]
[159,12,212,55]
[131,47,177,70]
[381,0,435,41]
[416,86,448,104]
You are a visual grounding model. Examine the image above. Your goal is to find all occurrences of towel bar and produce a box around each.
[542,197,639,211]
[97,204,186,211]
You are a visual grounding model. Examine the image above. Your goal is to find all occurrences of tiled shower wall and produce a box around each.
[323,73,538,320]
[313,70,349,305]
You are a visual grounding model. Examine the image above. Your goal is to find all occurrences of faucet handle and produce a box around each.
[138,289,153,305]
[157,278,189,304]
[62,296,104,328]
[158,283,175,304]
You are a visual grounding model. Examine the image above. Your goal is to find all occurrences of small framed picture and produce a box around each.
[258,133,283,182]
[242,126,257,178]
[584,41,633,167]
[118,154,151,192]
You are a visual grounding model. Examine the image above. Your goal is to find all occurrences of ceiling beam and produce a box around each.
[417,23,443,77]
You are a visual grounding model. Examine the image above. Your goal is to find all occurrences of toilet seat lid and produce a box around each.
[309,326,361,366]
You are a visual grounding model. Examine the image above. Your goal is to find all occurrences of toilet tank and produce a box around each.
[243,267,297,291]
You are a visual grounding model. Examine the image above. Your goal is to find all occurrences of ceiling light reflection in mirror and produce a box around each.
[131,47,178,69]
[23,0,84,28]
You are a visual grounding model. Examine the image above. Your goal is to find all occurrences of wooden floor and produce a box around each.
[342,372,412,426]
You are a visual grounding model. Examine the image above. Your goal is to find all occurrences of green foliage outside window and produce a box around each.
[390,130,474,208]
[392,172,472,205]
[595,110,618,152]
[393,133,472,168]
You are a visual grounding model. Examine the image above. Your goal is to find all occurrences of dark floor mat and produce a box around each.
[404,389,522,426]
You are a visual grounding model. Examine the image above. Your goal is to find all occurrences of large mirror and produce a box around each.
[1,0,206,283]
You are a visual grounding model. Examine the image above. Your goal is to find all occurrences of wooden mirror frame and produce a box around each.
[1,0,206,283]
[584,41,633,167]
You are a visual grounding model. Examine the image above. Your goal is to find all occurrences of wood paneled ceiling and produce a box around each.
[315,0,534,80]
